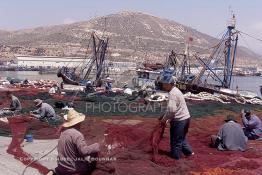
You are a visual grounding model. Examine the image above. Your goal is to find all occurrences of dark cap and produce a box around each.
[225,115,237,122]
[244,109,251,116]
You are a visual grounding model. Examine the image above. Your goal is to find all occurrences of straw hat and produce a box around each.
[34,99,43,107]
[63,109,85,128]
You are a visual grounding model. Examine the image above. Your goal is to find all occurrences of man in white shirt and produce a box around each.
[161,85,194,160]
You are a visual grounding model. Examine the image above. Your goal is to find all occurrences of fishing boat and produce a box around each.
[57,67,80,85]
[57,32,109,86]
[141,14,259,99]
[132,68,161,89]
[132,51,177,89]
[157,15,245,95]
[39,68,58,74]
[219,88,259,99]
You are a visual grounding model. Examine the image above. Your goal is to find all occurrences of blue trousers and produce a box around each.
[170,118,193,159]
[243,128,259,140]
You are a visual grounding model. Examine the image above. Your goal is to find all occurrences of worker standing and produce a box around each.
[105,77,113,92]
[161,84,194,160]
[85,80,95,93]
[49,84,61,94]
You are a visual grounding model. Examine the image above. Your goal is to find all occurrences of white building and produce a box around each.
[107,61,137,72]
[16,55,137,73]
[16,55,88,69]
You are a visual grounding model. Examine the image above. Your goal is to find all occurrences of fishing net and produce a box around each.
[7,116,49,175]
[1,87,262,119]
[1,88,262,175]
[150,121,166,162]
[1,114,262,175]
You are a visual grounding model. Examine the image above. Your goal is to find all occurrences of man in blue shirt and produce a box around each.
[30,99,61,126]
[241,109,262,140]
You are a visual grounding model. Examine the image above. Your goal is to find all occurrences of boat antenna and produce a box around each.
[102,17,107,38]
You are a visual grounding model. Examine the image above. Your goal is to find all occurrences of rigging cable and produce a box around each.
[238,30,262,42]
[238,33,257,56]
[195,29,227,54]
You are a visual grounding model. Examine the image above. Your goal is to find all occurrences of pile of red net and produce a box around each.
[7,117,49,175]
[1,87,262,175]
[150,121,166,161]
[2,114,262,175]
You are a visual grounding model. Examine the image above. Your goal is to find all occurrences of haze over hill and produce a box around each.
[0,11,261,68]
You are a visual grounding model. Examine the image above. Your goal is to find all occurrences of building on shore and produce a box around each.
[16,55,137,72]
[107,61,137,72]
[16,55,87,69]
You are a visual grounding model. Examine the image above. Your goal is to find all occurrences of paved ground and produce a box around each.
[0,136,58,175]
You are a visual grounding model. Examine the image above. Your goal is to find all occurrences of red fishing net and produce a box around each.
[1,88,262,175]
[150,121,166,162]
[7,116,49,175]
[2,114,262,175]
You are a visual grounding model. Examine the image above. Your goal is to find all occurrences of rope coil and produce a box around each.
[184,91,262,105]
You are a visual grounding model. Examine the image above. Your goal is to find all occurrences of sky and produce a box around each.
[1,0,262,54]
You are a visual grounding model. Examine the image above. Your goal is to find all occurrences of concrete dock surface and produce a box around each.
[0,136,58,175]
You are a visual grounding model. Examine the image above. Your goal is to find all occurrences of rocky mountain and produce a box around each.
[0,11,261,67]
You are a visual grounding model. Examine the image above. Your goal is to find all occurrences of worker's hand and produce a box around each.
[160,114,168,125]
[91,143,100,152]
[240,109,245,118]
[97,137,106,151]
[29,113,37,118]
[158,113,166,121]
[161,119,169,126]
[99,142,109,155]
[46,170,54,175]
[0,118,9,124]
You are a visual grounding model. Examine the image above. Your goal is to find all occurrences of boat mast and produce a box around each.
[181,36,193,79]
[223,14,237,88]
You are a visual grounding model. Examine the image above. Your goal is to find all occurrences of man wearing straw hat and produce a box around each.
[47,109,100,175]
